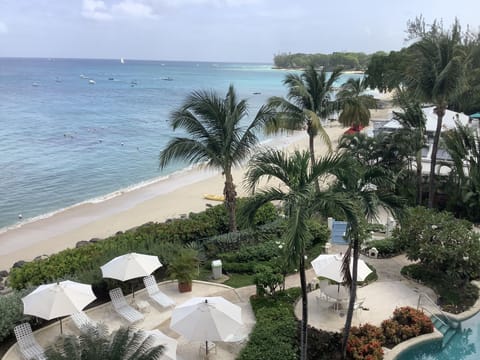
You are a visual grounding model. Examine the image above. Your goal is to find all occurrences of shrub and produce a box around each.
[306,220,330,246]
[253,265,283,296]
[381,307,433,348]
[363,238,402,258]
[393,207,480,281]
[305,325,342,360]
[237,288,300,360]
[9,204,230,290]
[0,289,33,343]
[347,323,384,360]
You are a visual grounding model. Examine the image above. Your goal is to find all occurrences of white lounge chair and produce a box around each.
[70,311,98,333]
[143,275,175,308]
[13,323,46,360]
[109,288,144,324]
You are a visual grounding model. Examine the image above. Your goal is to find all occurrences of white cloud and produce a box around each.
[81,0,113,21]
[0,21,7,34]
[112,0,156,19]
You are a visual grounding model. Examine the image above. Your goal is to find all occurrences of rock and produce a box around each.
[0,270,8,277]
[34,254,49,261]
[115,231,123,235]
[89,238,101,243]
[76,240,90,248]
[13,260,26,268]
[0,285,4,291]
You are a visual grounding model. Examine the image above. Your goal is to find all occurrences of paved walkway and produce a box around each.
[3,244,436,360]
[294,244,437,332]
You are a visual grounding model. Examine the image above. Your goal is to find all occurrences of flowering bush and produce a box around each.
[381,306,433,348]
[347,324,384,360]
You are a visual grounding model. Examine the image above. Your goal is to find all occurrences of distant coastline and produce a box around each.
[271,65,365,75]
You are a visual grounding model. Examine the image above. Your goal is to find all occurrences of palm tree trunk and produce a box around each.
[416,149,423,205]
[307,125,320,193]
[223,170,237,232]
[341,235,359,359]
[299,254,308,360]
[428,108,445,208]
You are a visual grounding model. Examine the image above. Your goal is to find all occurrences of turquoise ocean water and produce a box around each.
[0,58,357,231]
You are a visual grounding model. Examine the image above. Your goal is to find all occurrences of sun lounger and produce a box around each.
[143,275,175,308]
[70,311,98,333]
[13,323,46,360]
[109,288,144,324]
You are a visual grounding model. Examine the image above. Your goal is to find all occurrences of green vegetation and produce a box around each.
[223,273,255,288]
[159,85,275,232]
[45,325,164,360]
[402,264,479,313]
[273,52,372,70]
[237,288,300,360]
[0,289,32,344]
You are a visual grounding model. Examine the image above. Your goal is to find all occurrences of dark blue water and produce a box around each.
[397,312,479,360]
[0,58,358,230]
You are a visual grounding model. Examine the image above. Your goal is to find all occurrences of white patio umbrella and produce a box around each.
[311,253,372,283]
[22,280,96,333]
[100,252,162,297]
[170,296,243,356]
[142,329,177,360]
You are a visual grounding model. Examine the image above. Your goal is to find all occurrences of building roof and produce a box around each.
[380,106,469,133]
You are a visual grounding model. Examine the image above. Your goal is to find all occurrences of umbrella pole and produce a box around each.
[206,340,208,356]
[60,318,63,334]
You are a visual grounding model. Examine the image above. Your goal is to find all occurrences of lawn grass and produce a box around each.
[224,273,255,288]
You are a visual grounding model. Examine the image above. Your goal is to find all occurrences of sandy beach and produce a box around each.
[0,126,347,270]
[0,104,393,271]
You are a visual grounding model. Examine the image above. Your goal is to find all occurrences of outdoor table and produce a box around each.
[135,300,150,313]
[322,285,349,311]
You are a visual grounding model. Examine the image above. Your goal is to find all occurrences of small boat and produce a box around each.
[32,82,40,87]
[252,92,261,95]
[120,58,125,64]
[161,77,173,81]
[80,74,87,79]
[108,77,114,81]
[89,79,96,85]
[203,194,225,202]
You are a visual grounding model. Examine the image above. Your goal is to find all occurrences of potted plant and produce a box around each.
[168,249,199,292]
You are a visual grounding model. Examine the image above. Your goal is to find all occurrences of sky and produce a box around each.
[0,0,478,63]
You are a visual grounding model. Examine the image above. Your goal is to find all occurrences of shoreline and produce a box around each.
[0,106,393,271]
[0,130,325,270]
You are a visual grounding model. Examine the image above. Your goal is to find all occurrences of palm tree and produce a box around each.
[159,85,274,232]
[406,19,468,208]
[267,66,343,167]
[337,78,377,131]
[331,156,404,358]
[393,95,427,205]
[443,124,480,222]
[45,326,164,360]
[240,149,357,360]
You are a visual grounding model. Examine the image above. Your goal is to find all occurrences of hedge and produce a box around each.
[237,288,300,360]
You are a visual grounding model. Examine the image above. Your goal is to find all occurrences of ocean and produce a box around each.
[0,58,358,231]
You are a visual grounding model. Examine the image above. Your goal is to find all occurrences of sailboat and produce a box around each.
[120,58,125,64]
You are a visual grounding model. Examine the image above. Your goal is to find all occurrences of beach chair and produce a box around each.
[143,275,175,308]
[70,311,98,333]
[353,297,366,319]
[109,288,144,324]
[13,323,46,360]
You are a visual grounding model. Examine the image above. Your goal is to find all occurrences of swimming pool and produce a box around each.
[396,311,479,359]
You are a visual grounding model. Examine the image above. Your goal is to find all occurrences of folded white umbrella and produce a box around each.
[311,253,372,283]
[22,280,96,333]
[170,297,243,356]
[142,329,177,360]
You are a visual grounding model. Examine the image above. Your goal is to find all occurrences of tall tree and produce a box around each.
[406,17,468,208]
[331,157,404,358]
[393,92,427,205]
[266,65,343,168]
[45,326,164,360]
[337,78,377,131]
[240,149,356,360]
[159,85,273,232]
[443,124,480,222]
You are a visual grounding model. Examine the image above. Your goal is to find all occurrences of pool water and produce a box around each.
[397,312,479,359]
